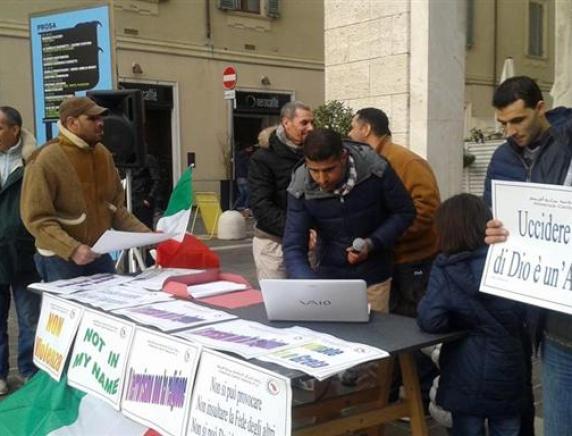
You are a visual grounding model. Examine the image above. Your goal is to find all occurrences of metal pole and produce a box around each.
[124,169,146,272]
[228,98,235,209]
[125,169,133,213]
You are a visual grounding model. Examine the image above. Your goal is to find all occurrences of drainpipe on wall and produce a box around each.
[493,0,498,86]
[205,0,212,45]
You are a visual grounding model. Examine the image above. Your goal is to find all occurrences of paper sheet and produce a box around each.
[187,281,247,298]
[130,268,204,291]
[91,230,174,254]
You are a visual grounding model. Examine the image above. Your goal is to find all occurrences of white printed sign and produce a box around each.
[113,299,236,332]
[481,181,572,314]
[176,319,310,359]
[121,327,201,436]
[33,294,84,381]
[64,283,172,311]
[67,309,135,409]
[29,273,134,295]
[188,349,291,436]
[258,326,389,381]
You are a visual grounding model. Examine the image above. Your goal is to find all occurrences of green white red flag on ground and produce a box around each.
[0,372,158,435]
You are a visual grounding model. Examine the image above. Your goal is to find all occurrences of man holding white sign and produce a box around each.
[21,97,151,282]
[484,76,572,436]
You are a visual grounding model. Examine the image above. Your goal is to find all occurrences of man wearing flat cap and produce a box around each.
[21,96,150,281]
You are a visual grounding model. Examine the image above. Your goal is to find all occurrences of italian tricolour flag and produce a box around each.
[0,372,158,435]
[155,167,194,241]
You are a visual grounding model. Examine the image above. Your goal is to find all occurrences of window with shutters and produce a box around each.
[218,0,279,18]
[527,0,546,58]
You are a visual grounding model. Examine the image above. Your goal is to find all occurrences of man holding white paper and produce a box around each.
[21,97,151,281]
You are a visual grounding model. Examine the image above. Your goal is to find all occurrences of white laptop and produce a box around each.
[260,279,370,323]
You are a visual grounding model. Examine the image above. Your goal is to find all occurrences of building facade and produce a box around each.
[0,0,324,201]
[324,0,557,198]
[465,0,555,133]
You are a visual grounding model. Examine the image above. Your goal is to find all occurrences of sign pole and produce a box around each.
[223,66,237,211]
[228,99,234,210]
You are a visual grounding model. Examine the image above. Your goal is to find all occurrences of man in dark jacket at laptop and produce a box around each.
[283,128,415,313]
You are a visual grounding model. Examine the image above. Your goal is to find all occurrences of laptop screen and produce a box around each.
[260,279,370,323]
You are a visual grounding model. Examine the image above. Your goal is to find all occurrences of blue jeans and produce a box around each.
[542,337,572,436]
[34,254,116,282]
[452,413,521,436]
[234,177,250,210]
[0,274,41,378]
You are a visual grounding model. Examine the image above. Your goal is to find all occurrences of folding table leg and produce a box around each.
[399,352,428,436]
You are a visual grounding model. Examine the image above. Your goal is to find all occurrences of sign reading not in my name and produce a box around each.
[481,181,572,314]
[67,309,134,409]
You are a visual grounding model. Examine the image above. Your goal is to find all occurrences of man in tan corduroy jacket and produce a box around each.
[349,107,441,317]
[21,97,150,282]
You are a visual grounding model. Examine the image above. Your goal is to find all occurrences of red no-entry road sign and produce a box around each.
[223,66,237,90]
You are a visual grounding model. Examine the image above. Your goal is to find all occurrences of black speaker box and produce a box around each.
[86,89,145,168]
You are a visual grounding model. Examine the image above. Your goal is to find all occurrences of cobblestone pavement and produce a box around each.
[4,214,544,434]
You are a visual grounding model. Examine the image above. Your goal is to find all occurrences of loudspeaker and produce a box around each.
[86,89,145,168]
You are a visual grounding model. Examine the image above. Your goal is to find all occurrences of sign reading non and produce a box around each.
[33,294,84,382]
[30,5,114,144]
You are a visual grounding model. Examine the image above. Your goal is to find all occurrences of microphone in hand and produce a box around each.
[351,237,367,253]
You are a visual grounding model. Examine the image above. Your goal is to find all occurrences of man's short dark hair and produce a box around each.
[492,76,544,109]
[303,128,343,161]
[0,106,22,128]
[435,193,492,255]
[355,108,391,137]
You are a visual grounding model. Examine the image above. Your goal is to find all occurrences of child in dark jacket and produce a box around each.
[417,194,529,436]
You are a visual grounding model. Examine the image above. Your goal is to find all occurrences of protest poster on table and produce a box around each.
[481,181,572,314]
[33,294,84,381]
[67,309,135,409]
[188,349,292,436]
[258,326,388,380]
[64,283,172,311]
[175,319,310,359]
[121,327,201,436]
[113,299,236,332]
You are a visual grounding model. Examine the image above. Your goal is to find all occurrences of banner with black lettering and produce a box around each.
[481,181,572,313]
[187,349,292,436]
